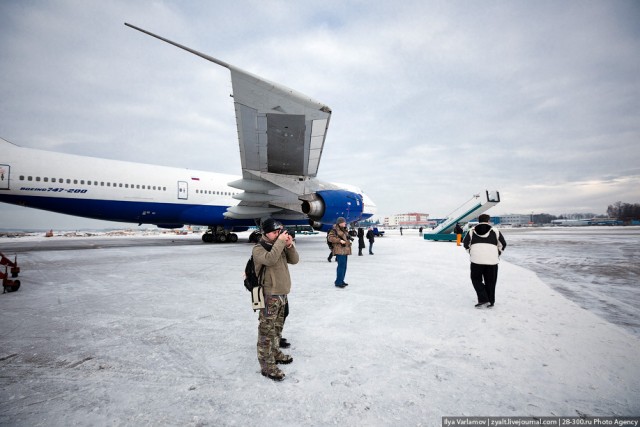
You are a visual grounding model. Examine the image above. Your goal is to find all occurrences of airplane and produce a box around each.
[0,23,376,243]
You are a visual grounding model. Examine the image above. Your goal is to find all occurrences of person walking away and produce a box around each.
[454,223,463,246]
[328,217,352,288]
[366,226,375,255]
[400,226,403,236]
[357,227,365,256]
[462,214,506,308]
[253,218,299,381]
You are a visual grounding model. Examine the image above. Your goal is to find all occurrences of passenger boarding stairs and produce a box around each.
[424,191,500,241]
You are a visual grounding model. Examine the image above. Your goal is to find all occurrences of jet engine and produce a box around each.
[301,190,364,228]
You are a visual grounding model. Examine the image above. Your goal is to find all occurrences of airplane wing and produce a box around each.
[230,67,331,178]
[226,65,332,219]
[125,23,333,220]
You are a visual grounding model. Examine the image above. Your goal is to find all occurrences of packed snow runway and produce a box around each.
[1,231,639,426]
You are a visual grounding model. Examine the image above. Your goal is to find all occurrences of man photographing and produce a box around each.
[328,217,353,288]
[252,218,299,381]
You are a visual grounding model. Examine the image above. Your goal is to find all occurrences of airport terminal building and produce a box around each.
[383,213,433,228]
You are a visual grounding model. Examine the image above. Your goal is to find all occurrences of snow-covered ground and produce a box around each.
[1,230,639,426]
[500,226,640,338]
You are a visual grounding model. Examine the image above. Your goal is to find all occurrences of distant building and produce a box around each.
[495,214,531,226]
[384,213,431,228]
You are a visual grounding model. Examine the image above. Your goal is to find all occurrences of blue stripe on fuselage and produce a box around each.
[0,194,254,228]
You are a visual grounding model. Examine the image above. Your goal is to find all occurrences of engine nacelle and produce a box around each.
[301,190,364,227]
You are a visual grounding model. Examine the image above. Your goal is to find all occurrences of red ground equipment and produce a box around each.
[2,266,20,293]
[0,252,20,277]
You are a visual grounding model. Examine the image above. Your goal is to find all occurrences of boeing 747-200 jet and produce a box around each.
[0,23,376,242]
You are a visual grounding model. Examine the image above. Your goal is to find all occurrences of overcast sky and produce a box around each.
[1,0,639,229]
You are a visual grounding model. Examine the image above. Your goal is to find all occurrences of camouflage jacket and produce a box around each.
[328,225,352,256]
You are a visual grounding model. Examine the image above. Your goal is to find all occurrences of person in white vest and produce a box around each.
[462,214,507,308]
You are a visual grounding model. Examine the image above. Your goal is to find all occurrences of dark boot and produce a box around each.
[279,338,291,348]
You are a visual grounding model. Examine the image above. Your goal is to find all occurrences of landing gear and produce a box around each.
[202,226,238,243]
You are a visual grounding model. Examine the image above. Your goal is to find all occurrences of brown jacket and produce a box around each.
[328,225,352,256]
[252,238,299,295]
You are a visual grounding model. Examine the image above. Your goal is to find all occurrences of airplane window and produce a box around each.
[19,176,24,180]
[27,176,32,181]
[100,182,104,186]
[107,183,110,187]
[86,181,91,186]
[94,181,98,185]
[163,187,166,191]
[36,177,41,182]
[125,184,129,188]
[44,177,49,182]
[73,180,78,184]
[118,183,122,187]
[81,180,85,185]
[51,178,56,183]
[67,179,71,184]
[136,185,140,189]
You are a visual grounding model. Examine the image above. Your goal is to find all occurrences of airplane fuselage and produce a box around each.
[1,24,377,236]
[0,139,375,231]
[0,139,255,230]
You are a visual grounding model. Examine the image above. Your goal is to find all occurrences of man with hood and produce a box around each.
[463,214,507,308]
[328,217,352,288]
[253,218,299,381]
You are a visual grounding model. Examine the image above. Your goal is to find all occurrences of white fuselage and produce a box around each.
[0,139,375,229]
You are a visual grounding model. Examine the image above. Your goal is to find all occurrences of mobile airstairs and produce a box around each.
[423,191,500,241]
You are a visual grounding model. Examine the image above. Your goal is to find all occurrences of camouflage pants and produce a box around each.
[257,294,287,371]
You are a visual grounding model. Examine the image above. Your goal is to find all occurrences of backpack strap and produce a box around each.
[255,240,272,284]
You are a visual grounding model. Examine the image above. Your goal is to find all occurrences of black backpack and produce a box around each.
[326,230,333,249]
[244,241,271,311]
[244,255,266,292]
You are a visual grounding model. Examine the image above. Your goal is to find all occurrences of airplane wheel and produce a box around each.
[202,234,213,243]
[230,233,238,243]
[217,234,227,243]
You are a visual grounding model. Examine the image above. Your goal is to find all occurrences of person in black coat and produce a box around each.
[357,227,365,256]
[366,226,375,255]
[454,223,464,246]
